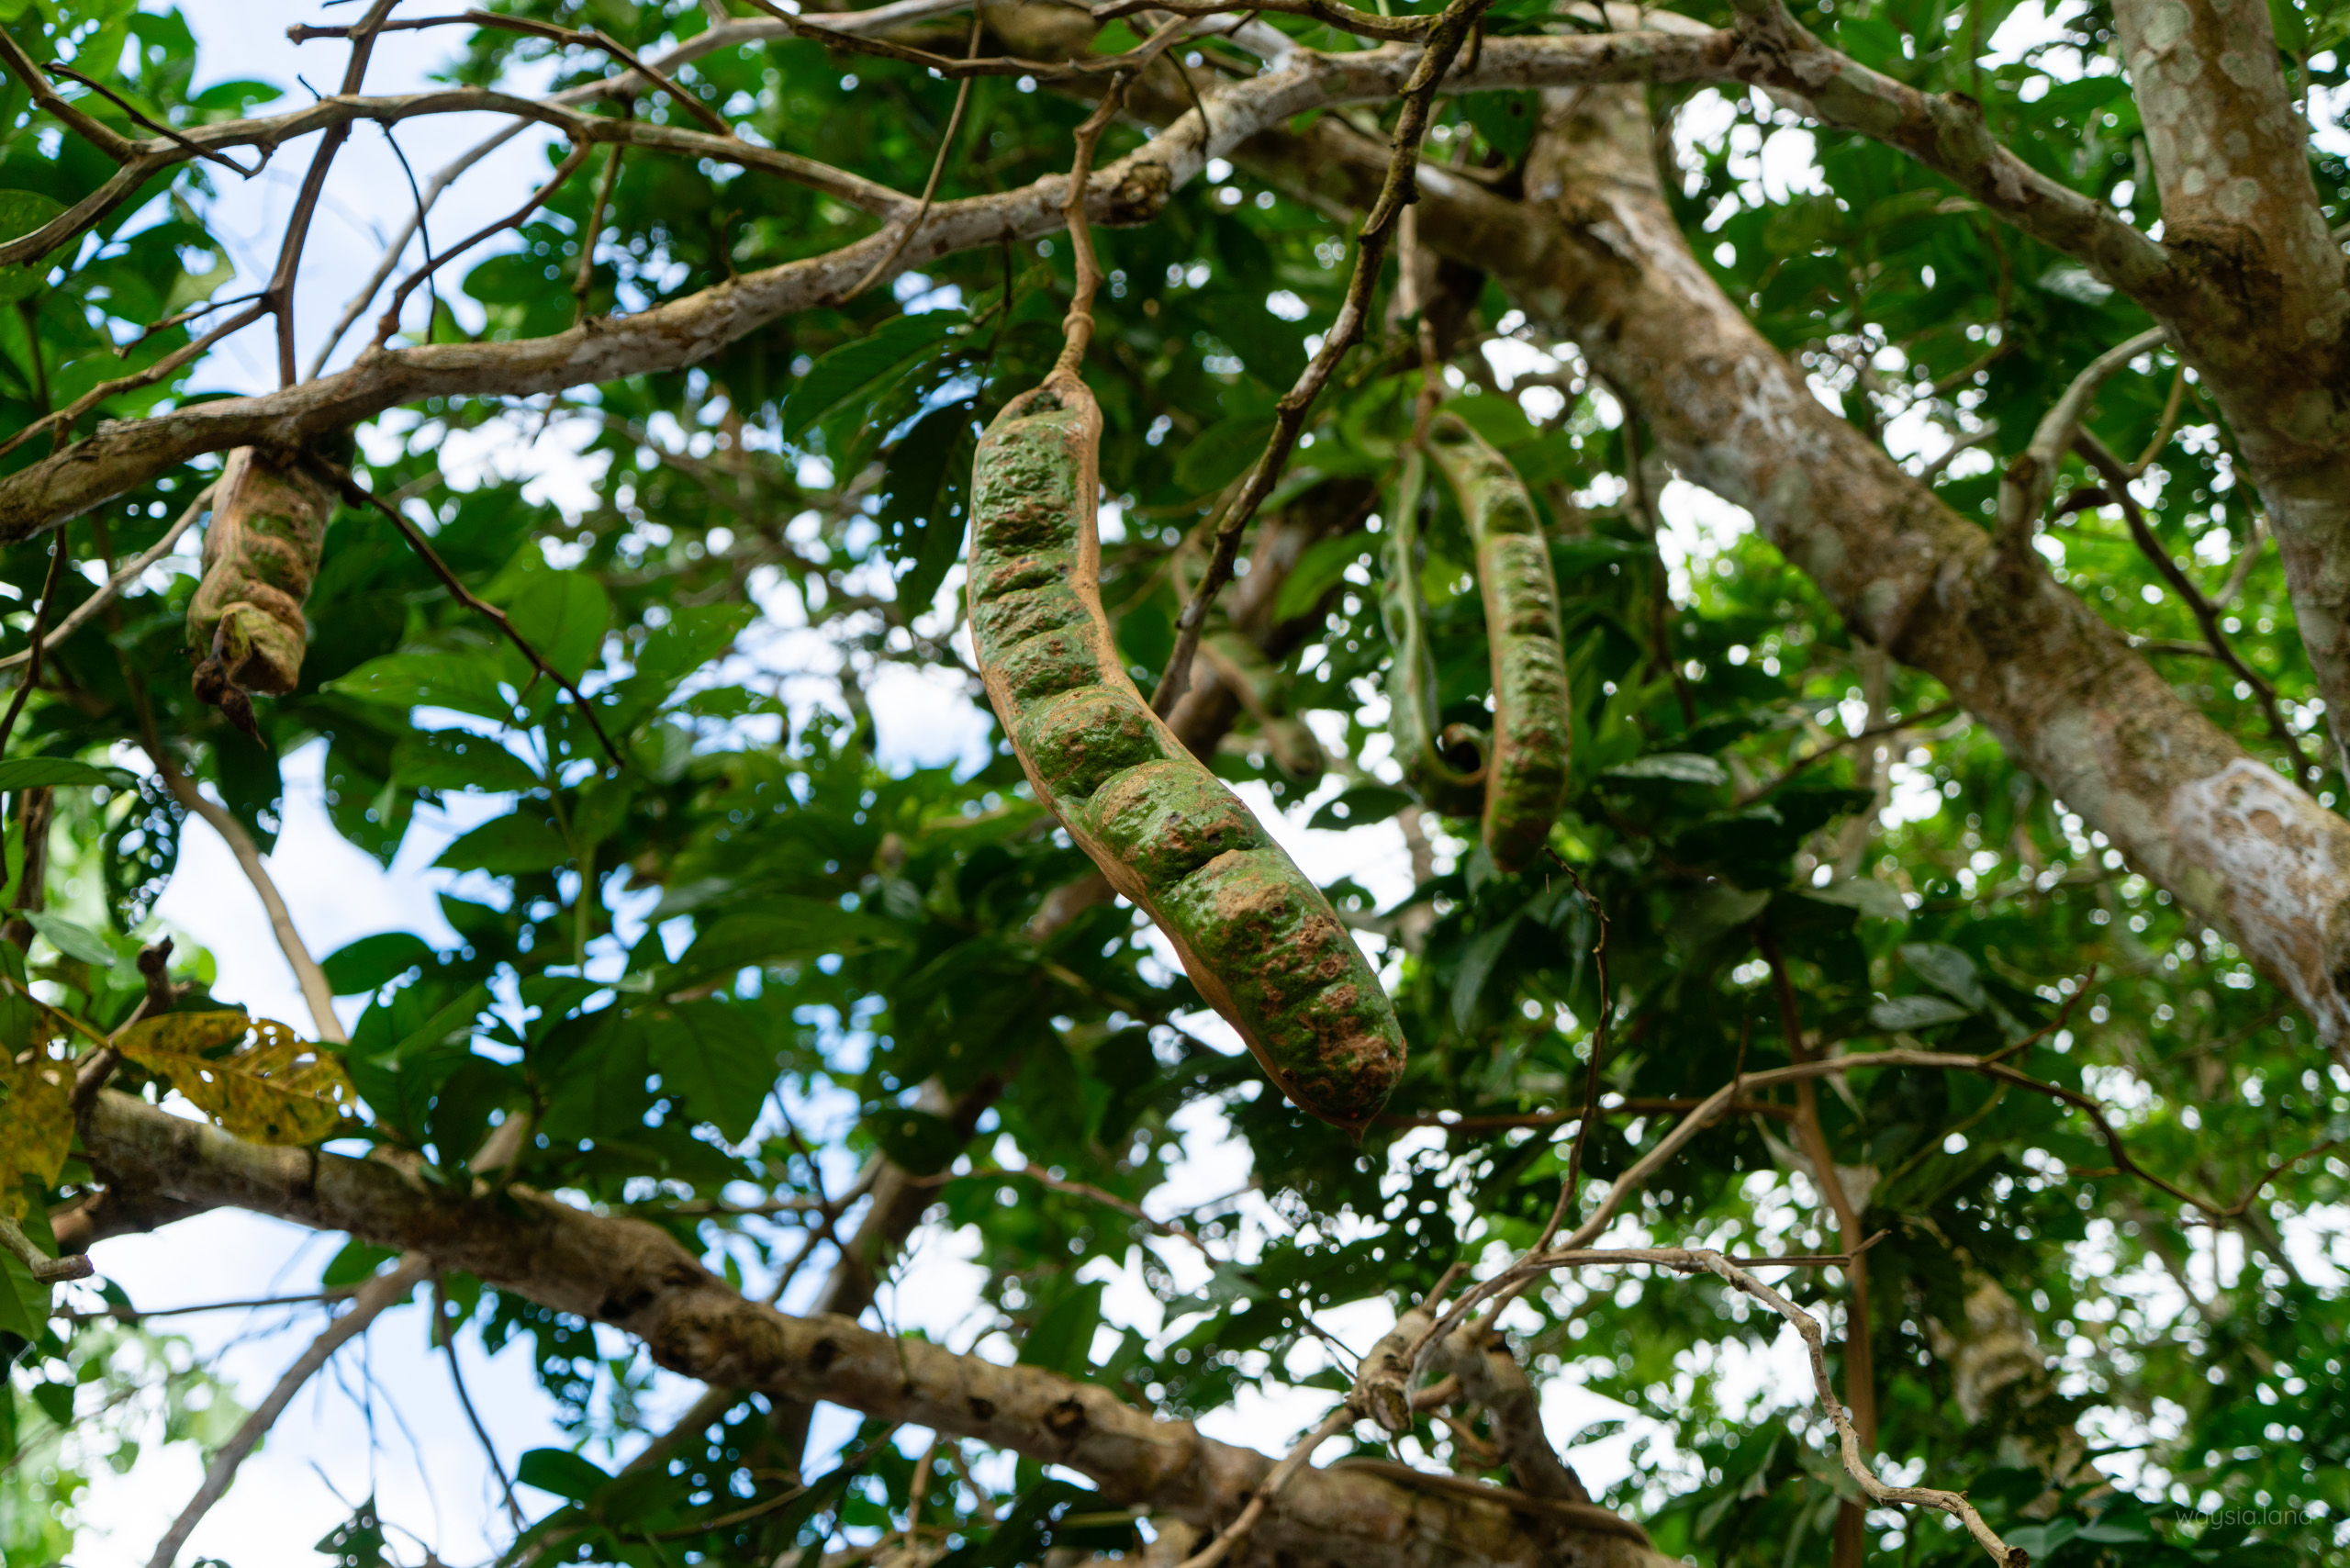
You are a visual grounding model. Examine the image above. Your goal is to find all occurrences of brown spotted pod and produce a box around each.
[187,446,330,696]
[968,373,1405,1137]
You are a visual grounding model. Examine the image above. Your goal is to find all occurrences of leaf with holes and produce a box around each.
[115,1012,359,1146]
[0,1051,71,1215]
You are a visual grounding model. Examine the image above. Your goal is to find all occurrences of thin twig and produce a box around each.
[46,66,259,175]
[437,1277,523,1528]
[1733,703,1960,806]
[140,743,347,1044]
[1995,324,2166,556]
[1049,74,1135,381]
[0,28,136,161]
[62,1289,356,1323]
[2073,431,2321,783]
[0,302,270,465]
[1149,0,1492,714]
[373,141,595,350]
[1172,1405,1354,1568]
[266,0,405,386]
[142,1255,431,1568]
[0,485,215,671]
[0,1215,92,1282]
[333,475,624,767]
[911,1163,1208,1252]
[842,9,984,304]
[573,135,626,321]
[0,531,71,752]
[1094,0,1431,39]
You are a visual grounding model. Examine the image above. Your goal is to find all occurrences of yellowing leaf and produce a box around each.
[0,1052,71,1215]
[115,1012,358,1146]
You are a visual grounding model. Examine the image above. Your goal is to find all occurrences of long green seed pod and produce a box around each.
[1427,413,1572,873]
[968,374,1404,1136]
[187,446,330,695]
[1376,449,1485,817]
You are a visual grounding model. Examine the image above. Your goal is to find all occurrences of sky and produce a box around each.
[46,2,2350,1565]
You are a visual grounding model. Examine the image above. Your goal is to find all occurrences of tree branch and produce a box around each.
[78,1088,1672,1568]
[141,1254,431,1568]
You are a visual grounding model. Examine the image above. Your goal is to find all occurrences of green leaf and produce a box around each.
[506,572,611,683]
[1868,994,1975,1031]
[321,932,437,995]
[1899,941,1986,1009]
[782,311,966,442]
[21,912,114,967]
[878,399,975,615]
[636,603,755,689]
[1176,415,1274,494]
[869,1106,961,1176]
[1804,878,1910,923]
[1465,89,1539,163]
[517,1447,613,1505]
[1017,1280,1104,1375]
[0,1248,46,1343]
[675,898,893,978]
[328,654,515,722]
[1272,532,1371,622]
[1307,784,1413,831]
[1445,391,1539,449]
[1604,754,1729,787]
[0,758,137,790]
[642,1001,775,1141]
[1452,911,1524,1031]
[0,189,64,305]
[394,729,542,793]
[433,813,569,875]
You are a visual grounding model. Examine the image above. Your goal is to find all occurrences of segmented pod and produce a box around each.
[968,375,1404,1136]
[1426,413,1572,872]
[187,446,330,695]
[1376,449,1485,817]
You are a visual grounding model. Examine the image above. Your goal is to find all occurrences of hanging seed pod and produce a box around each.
[1376,449,1486,817]
[187,446,330,724]
[968,374,1404,1137]
[1426,413,1572,873]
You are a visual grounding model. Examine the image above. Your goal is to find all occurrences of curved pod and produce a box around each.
[1427,414,1572,873]
[1377,450,1486,818]
[187,445,330,694]
[968,375,1404,1136]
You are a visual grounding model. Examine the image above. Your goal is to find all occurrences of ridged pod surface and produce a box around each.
[968,375,1404,1136]
[187,446,330,694]
[1427,414,1572,872]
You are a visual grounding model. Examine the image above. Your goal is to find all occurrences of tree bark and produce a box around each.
[2104,0,2350,772]
[1251,85,2350,1061]
[79,1088,1670,1568]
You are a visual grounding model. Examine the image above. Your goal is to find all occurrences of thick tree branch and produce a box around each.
[77,1090,1670,1568]
[0,30,1730,539]
[1270,82,2350,1059]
